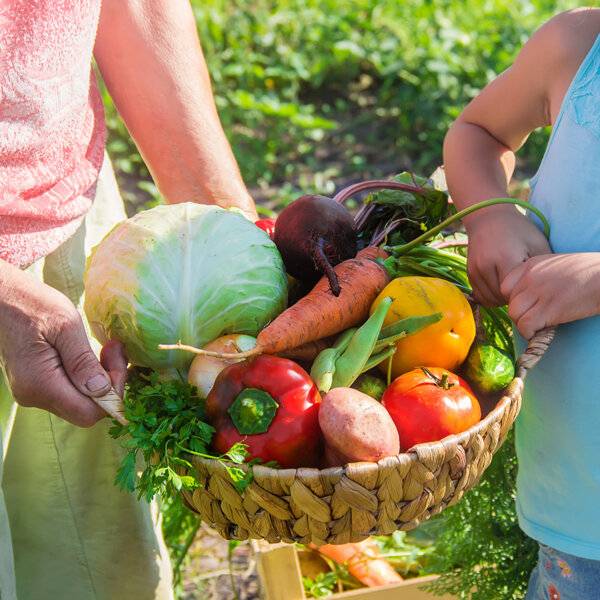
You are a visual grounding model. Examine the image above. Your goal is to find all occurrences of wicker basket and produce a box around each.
[176,326,555,545]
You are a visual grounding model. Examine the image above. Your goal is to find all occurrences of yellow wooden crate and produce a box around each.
[253,540,456,600]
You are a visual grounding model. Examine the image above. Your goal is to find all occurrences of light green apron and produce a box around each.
[0,157,174,600]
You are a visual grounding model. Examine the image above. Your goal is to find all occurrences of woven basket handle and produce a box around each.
[515,325,556,379]
[91,388,129,426]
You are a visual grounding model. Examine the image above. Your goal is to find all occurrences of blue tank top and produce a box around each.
[516,32,600,559]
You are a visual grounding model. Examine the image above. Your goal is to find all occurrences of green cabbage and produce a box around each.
[83,203,288,373]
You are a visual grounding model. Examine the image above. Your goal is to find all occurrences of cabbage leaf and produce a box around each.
[84,203,287,372]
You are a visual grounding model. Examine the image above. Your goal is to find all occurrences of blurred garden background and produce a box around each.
[99,1,572,598]
[103,0,571,218]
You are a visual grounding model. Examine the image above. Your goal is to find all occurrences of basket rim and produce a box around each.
[185,379,519,476]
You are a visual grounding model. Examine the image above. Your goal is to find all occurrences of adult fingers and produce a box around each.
[53,314,112,398]
[10,353,106,427]
[100,340,128,397]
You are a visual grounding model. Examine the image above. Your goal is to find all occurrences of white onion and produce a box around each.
[187,334,257,398]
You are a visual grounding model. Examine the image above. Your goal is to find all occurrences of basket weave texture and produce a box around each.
[180,326,555,545]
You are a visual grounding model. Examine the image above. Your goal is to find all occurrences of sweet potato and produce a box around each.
[319,387,400,465]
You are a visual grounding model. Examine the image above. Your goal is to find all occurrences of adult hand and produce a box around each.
[500,253,600,339]
[0,261,127,427]
[465,208,551,307]
[99,339,128,399]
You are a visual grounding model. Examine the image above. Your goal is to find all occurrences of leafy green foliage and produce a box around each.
[422,430,539,600]
[102,0,571,211]
[108,371,250,503]
[356,170,452,248]
[373,529,438,578]
[193,0,562,183]
[303,571,338,598]
[160,494,202,596]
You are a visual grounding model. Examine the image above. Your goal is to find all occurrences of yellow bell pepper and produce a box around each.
[370,276,475,379]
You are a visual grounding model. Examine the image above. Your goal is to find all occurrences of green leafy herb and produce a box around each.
[302,571,338,598]
[108,371,250,503]
[422,429,538,600]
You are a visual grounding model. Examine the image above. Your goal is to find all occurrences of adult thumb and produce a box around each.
[54,319,112,397]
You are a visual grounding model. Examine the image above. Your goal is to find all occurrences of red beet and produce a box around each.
[273,194,357,296]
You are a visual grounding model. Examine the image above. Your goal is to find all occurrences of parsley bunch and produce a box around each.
[108,371,249,503]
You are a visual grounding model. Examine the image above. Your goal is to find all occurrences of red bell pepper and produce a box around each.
[205,355,322,468]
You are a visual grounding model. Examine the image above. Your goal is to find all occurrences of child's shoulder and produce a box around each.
[519,9,600,120]
[535,8,600,62]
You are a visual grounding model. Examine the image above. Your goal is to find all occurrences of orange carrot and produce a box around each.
[276,337,334,362]
[357,245,389,261]
[159,246,390,360]
[310,537,403,587]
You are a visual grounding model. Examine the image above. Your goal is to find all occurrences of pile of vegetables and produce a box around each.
[83,171,544,598]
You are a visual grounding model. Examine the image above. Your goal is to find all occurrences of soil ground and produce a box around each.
[180,524,261,600]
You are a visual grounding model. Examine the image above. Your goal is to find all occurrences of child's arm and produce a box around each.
[443,10,594,307]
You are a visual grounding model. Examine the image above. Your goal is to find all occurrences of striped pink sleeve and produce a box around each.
[0,0,106,268]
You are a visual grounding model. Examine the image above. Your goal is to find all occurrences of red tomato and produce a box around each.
[381,367,481,452]
[254,217,276,240]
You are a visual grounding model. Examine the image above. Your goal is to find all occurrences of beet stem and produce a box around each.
[332,179,427,206]
[314,237,341,296]
[354,203,375,231]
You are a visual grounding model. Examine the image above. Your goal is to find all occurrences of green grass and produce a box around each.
[104,0,571,210]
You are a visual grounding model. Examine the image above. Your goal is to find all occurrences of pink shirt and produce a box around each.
[0,0,106,268]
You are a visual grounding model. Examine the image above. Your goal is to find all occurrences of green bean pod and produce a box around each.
[330,296,393,389]
[309,328,357,394]
[360,344,397,374]
[373,312,443,354]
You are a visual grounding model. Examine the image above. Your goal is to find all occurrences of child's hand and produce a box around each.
[500,253,600,339]
[465,208,551,307]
